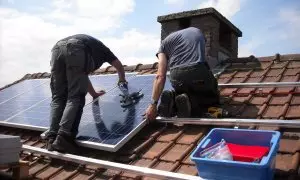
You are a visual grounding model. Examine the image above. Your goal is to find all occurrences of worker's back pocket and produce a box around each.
[65,44,86,73]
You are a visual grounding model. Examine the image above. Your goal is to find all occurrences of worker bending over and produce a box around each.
[46,34,128,153]
[145,25,220,121]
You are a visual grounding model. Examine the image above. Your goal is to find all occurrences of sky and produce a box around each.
[0,0,299,87]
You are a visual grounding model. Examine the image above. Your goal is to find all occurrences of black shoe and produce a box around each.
[51,135,79,154]
[158,90,174,117]
[46,138,55,151]
[175,94,191,118]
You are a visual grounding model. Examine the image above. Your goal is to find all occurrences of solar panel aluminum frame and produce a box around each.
[77,120,147,152]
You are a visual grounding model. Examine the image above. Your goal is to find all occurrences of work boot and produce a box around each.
[175,94,191,118]
[158,90,174,117]
[46,138,55,151]
[51,134,79,154]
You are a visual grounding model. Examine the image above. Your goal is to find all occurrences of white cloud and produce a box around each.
[198,0,241,19]
[238,38,264,57]
[278,8,300,44]
[0,0,159,88]
[165,0,185,6]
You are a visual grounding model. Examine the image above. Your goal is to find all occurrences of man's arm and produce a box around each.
[110,59,126,82]
[151,53,168,103]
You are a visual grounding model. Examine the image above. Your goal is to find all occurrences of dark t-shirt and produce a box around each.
[157,27,206,70]
[60,34,117,71]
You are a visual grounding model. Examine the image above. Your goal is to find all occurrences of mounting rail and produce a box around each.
[156,117,300,128]
[22,145,203,180]
[218,81,300,88]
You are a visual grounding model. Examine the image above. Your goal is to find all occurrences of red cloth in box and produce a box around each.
[227,143,270,162]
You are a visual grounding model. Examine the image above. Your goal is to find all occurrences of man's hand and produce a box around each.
[92,90,106,99]
[145,104,157,122]
[118,80,128,90]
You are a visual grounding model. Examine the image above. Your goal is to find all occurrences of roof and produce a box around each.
[157,8,242,37]
[1,53,300,179]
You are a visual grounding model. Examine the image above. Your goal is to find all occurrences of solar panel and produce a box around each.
[86,73,136,105]
[0,73,176,152]
[0,81,50,121]
[76,74,173,151]
[3,82,52,124]
[0,79,47,104]
[1,73,136,129]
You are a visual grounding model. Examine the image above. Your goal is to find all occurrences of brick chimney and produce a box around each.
[157,8,242,68]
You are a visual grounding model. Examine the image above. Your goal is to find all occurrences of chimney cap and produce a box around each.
[157,7,242,37]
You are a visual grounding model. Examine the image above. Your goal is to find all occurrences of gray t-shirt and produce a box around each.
[59,34,117,72]
[157,27,206,69]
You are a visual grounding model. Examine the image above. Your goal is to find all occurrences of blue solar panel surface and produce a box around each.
[0,79,46,104]
[85,73,135,104]
[76,75,173,146]
[1,74,135,127]
[0,82,50,121]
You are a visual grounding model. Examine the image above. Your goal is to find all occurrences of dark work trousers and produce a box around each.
[169,63,220,117]
[47,38,89,139]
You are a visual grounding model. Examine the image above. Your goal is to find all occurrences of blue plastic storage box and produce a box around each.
[190,128,281,180]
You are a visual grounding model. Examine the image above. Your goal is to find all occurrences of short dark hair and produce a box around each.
[178,18,191,30]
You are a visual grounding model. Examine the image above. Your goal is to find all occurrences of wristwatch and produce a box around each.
[151,99,158,106]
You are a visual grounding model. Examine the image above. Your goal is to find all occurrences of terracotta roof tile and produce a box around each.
[285,105,300,119]
[142,142,173,159]
[228,77,247,83]
[266,68,285,77]
[250,69,268,77]
[287,61,300,68]
[275,153,300,174]
[271,61,289,69]
[269,95,291,105]
[157,126,184,142]
[124,65,139,72]
[279,139,300,154]
[175,164,198,176]
[249,95,270,105]
[137,63,158,71]
[35,163,63,179]
[219,70,237,79]
[262,105,288,119]
[220,88,238,96]
[233,70,252,78]
[49,164,78,180]
[237,77,263,94]
[152,161,179,172]
[283,129,300,139]
[182,151,196,165]
[176,127,205,144]
[71,168,95,180]
[29,160,50,176]
[132,158,155,167]
[218,77,231,84]
[283,68,300,76]
[160,144,193,162]
[275,75,299,93]
[291,95,300,105]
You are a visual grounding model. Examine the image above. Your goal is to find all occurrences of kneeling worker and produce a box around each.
[46,34,128,153]
[145,25,220,121]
